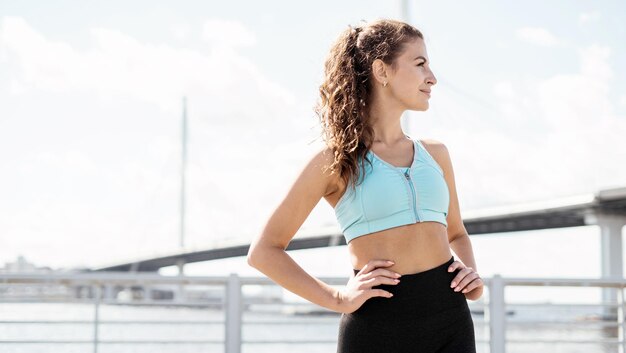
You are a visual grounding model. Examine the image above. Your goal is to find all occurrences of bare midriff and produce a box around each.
[347,221,452,275]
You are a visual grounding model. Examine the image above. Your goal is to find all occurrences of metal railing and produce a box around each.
[2,271,626,353]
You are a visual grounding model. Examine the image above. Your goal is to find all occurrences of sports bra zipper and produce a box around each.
[404,169,419,221]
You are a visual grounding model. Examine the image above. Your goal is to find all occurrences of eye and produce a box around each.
[417,62,425,67]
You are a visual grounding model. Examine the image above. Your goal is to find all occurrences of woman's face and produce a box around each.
[385,37,437,111]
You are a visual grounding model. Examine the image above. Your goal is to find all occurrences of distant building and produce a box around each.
[0,255,52,273]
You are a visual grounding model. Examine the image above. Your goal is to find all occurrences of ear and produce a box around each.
[371,59,390,85]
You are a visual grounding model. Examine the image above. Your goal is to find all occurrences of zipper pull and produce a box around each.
[404,170,410,179]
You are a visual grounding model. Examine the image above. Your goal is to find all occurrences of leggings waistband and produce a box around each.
[349,256,467,319]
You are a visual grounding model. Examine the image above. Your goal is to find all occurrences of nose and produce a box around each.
[427,69,437,86]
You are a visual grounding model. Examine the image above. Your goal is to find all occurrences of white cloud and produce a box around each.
[538,44,613,129]
[483,43,625,202]
[0,16,321,269]
[201,18,256,48]
[515,26,561,47]
[429,41,624,211]
[0,16,292,115]
[170,23,191,41]
[579,10,601,25]
[491,80,531,128]
[491,44,615,132]
[493,81,515,98]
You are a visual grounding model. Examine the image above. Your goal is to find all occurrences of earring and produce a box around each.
[383,81,388,87]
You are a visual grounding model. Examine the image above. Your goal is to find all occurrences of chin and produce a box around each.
[412,103,429,111]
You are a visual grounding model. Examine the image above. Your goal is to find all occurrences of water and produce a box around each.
[0,302,224,353]
[0,302,622,353]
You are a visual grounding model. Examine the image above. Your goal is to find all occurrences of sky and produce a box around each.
[0,0,625,292]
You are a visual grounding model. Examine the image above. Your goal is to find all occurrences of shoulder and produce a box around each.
[303,145,342,197]
[308,145,337,174]
[418,138,452,172]
[418,138,449,157]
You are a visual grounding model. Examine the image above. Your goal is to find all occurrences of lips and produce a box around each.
[420,90,431,97]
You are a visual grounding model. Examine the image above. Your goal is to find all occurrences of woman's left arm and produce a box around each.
[422,139,484,301]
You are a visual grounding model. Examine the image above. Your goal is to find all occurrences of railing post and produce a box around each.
[615,285,626,353]
[489,275,505,353]
[225,273,242,353]
[93,284,101,353]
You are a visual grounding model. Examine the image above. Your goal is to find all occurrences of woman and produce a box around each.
[247,18,483,353]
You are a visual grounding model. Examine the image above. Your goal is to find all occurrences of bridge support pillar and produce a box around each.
[585,212,626,320]
[103,284,114,300]
[175,259,186,302]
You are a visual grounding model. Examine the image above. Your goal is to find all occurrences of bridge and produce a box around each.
[88,186,626,282]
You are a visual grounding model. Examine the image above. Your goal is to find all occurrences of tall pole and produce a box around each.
[400,0,412,135]
[180,96,187,249]
[400,0,409,21]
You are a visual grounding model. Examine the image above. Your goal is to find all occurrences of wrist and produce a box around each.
[333,288,345,313]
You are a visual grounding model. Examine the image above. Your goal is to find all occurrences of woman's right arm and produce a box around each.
[246,147,345,312]
[247,147,400,314]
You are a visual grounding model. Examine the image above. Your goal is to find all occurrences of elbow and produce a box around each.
[246,246,258,268]
[246,242,268,268]
[246,241,284,268]
[246,254,253,267]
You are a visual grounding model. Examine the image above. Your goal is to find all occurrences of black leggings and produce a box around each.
[337,256,476,353]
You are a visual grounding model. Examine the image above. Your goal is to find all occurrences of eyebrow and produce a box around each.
[414,55,427,62]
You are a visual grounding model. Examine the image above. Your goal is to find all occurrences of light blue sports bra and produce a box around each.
[333,136,450,243]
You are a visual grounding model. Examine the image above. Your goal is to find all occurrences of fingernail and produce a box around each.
[450,282,456,287]
[388,261,395,264]
[454,287,460,292]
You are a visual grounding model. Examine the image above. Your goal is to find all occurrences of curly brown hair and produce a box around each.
[314,18,424,193]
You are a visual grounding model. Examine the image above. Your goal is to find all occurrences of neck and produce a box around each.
[368,92,407,145]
